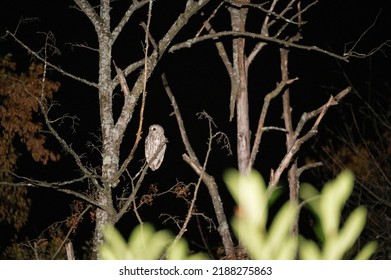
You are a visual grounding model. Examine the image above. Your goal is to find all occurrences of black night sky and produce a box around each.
[1,0,390,259]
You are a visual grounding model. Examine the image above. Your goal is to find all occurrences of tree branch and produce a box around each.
[162,73,235,259]
[115,139,168,222]
[171,116,216,247]
[249,77,298,169]
[111,0,151,43]
[268,86,352,189]
[169,30,350,62]
[111,0,211,159]
[2,174,100,208]
[162,74,199,163]
[5,31,98,88]
[35,48,102,191]
[74,0,101,29]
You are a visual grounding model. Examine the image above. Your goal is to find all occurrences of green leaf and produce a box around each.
[100,224,131,260]
[299,238,321,260]
[354,241,377,260]
[323,206,367,259]
[299,183,320,213]
[266,202,298,259]
[166,238,208,260]
[319,170,354,237]
[336,207,367,256]
[224,169,268,228]
[140,227,173,259]
[232,218,265,259]
[166,238,188,260]
[268,186,283,207]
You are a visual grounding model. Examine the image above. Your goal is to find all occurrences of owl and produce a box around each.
[145,124,167,171]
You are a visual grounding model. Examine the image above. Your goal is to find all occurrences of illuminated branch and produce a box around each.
[170,30,350,62]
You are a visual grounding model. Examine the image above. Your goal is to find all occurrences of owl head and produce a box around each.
[149,124,164,135]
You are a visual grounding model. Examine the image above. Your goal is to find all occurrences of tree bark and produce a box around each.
[229,1,251,175]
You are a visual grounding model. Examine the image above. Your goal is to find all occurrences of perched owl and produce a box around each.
[145,124,167,171]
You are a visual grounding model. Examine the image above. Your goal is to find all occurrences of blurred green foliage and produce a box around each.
[225,169,376,260]
[224,169,298,259]
[100,223,207,260]
[299,170,377,259]
[100,169,376,260]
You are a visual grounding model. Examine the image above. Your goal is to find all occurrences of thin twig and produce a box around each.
[249,77,298,169]
[115,139,168,222]
[162,73,199,162]
[5,31,98,88]
[172,113,216,246]
[344,10,390,58]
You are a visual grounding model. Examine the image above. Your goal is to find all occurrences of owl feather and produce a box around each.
[145,124,167,171]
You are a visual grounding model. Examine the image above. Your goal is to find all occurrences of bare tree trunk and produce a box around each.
[288,162,299,236]
[92,189,116,259]
[281,46,300,237]
[92,0,118,258]
[229,1,251,175]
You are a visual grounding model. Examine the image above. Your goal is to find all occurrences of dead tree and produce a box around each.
[170,0,353,240]
[4,0,213,259]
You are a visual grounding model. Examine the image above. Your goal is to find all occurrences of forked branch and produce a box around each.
[162,73,236,259]
[268,86,352,189]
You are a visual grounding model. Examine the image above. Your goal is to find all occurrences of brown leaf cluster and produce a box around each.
[0,55,60,175]
[321,132,391,189]
[66,200,87,233]
[0,54,60,233]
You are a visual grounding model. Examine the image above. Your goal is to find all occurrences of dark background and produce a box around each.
[1,0,390,258]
